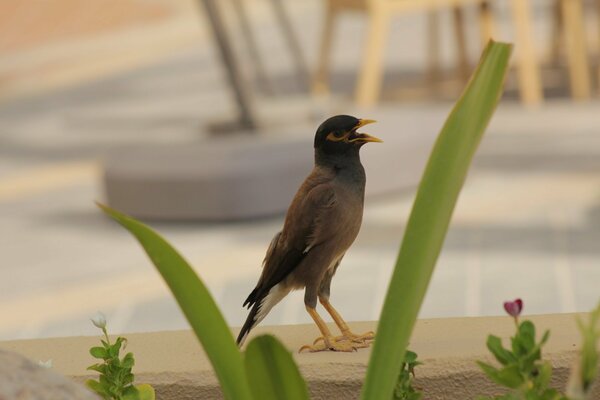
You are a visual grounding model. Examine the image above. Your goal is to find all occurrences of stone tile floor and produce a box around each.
[0,0,599,340]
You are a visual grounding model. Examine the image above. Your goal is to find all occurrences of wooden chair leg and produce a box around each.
[509,0,543,105]
[597,0,600,91]
[426,10,442,91]
[452,6,470,82]
[550,0,563,66]
[312,3,337,96]
[561,0,591,100]
[355,6,390,107]
[478,1,495,48]
[597,0,600,54]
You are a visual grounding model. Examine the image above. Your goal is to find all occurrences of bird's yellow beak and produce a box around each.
[356,119,377,128]
[350,119,383,143]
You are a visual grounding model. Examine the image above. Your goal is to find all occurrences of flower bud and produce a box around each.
[91,312,107,329]
[503,298,523,317]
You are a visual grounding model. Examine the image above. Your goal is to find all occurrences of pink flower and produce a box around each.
[503,298,523,317]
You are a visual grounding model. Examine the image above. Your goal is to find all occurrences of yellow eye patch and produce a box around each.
[326,132,349,142]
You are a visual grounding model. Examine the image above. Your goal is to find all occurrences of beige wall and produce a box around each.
[1,314,598,399]
[0,0,202,102]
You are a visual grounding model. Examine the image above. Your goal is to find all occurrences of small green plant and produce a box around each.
[477,298,560,400]
[478,300,600,400]
[86,312,155,400]
[566,302,600,400]
[392,350,422,400]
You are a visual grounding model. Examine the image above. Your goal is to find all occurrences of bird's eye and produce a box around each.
[326,131,348,142]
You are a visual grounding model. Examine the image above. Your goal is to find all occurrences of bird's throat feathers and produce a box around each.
[315,147,366,188]
[315,146,362,171]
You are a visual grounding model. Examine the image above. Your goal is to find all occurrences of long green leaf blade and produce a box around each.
[244,335,310,400]
[361,40,513,400]
[97,203,253,400]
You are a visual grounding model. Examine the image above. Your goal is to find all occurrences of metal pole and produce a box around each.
[199,0,257,131]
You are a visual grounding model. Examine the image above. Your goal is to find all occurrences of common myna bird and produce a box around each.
[237,115,382,352]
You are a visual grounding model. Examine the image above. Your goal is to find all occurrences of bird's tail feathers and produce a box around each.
[236,283,288,346]
[242,287,258,309]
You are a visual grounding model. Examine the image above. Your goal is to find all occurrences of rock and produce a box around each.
[0,349,98,400]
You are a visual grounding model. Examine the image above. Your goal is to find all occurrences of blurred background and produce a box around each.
[0,0,599,341]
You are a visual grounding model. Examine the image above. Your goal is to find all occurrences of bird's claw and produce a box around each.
[346,330,375,343]
[312,330,375,347]
[299,337,357,353]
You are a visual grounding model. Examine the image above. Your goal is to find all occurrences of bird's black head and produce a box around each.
[314,115,382,156]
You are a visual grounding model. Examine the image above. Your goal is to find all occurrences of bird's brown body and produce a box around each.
[277,157,365,298]
[237,115,381,351]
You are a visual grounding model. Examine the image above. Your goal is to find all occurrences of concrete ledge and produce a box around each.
[102,111,440,221]
[1,314,598,399]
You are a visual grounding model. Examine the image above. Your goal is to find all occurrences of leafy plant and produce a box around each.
[478,300,600,400]
[96,203,306,400]
[361,40,512,400]
[86,312,155,400]
[98,39,512,400]
[566,302,600,400]
[477,323,557,398]
[392,350,422,400]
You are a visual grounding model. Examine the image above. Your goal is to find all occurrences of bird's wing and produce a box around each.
[243,182,337,308]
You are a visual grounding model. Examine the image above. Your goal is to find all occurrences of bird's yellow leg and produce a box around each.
[314,299,375,347]
[299,306,357,353]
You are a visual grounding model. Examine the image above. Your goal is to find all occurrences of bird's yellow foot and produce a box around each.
[341,329,375,343]
[299,336,357,353]
[313,330,375,348]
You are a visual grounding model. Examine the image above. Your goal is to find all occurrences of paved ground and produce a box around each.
[0,1,599,341]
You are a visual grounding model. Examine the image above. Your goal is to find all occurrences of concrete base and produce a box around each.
[102,135,314,221]
[102,111,441,221]
[2,314,597,399]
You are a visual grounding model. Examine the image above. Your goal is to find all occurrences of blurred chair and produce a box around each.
[480,0,600,102]
[312,0,542,106]
[548,0,594,99]
[312,0,543,106]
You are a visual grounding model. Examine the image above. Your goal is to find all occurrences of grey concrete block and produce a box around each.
[102,113,440,221]
[103,135,312,220]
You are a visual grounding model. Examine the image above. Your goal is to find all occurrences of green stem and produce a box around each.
[102,327,110,345]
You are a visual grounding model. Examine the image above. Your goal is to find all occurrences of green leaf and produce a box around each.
[86,379,108,396]
[517,321,536,353]
[86,363,106,374]
[90,346,108,359]
[521,332,550,370]
[478,362,524,389]
[109,337,124,358]
[477,361,500,379]
[244,335,309,400]
[361,40,513,400]
[404,350,418,364]
[539,388,561,400]
[135,384,156,400]
[407,393,423,400]
[540,330,550,346]
[579,302,600,390]
[122,386,139,400]
[97,203,252,400]
[123,372,135,386]
[122,352,135,369]
[487,335,515,365]
[535,361,553,390]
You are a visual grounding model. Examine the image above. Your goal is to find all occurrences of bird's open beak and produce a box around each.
[349,119,383,143]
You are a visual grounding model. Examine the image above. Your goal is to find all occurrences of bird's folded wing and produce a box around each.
[251,183,338,300]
